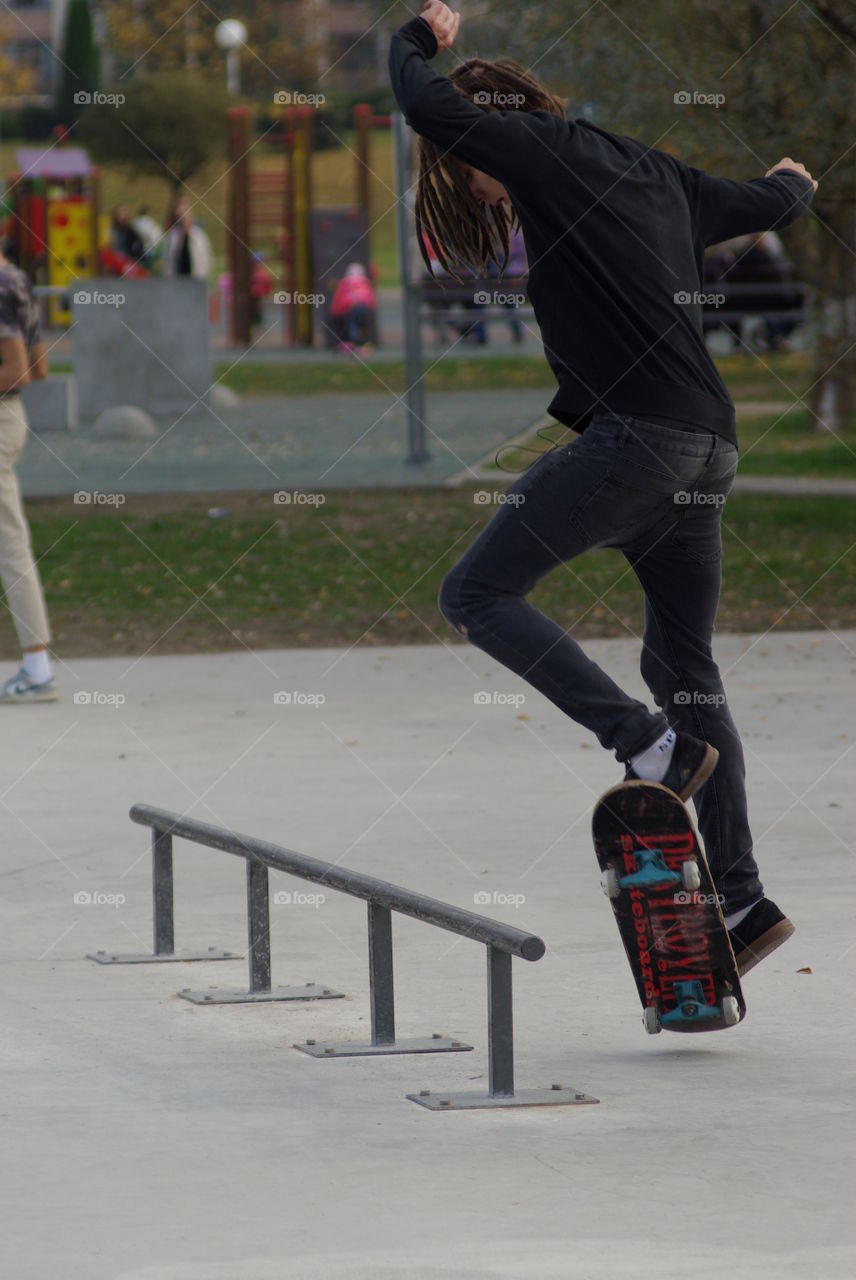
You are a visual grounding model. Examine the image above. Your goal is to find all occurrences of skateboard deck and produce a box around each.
[592,781,746,1034]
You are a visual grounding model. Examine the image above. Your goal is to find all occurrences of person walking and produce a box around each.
[160,197,212,280]
[0,242,58,702]
[389,2,817,974]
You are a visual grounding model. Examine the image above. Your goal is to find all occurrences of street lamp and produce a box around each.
[215,19,247,96]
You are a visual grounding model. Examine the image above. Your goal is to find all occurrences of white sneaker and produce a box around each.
[0,667,59,703]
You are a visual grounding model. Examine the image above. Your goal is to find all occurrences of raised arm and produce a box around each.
[388,3,567,185]
[686,159,816,248]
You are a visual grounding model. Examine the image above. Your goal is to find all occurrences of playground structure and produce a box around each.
[226,102,390,348]
[88,802,599,1112]
[3,132,100,326]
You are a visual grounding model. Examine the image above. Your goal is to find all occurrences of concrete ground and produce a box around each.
[18,387,553,495]
[0,631,853,1279]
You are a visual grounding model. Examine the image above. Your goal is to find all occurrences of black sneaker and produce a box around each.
[727,899,795,976]
[624,731,718,801]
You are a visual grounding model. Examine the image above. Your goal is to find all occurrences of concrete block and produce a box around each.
[20,374,77,431]
[71,277,212,418]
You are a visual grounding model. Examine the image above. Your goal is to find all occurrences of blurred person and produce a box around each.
[0,241,58,702]
[391,0,818,973]
[132,205,164,268]
[486,223,527,343]
[329,262,377,351]
[111,205,145,265]
[161,197,212,279]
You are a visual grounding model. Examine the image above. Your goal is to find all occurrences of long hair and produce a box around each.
[414,57,568,282]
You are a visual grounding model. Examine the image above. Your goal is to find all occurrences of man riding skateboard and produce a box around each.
[390,2,816,974]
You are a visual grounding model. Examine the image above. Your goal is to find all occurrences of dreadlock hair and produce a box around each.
[414,57,568,283]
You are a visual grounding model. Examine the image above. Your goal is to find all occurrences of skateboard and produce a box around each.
[592,780,746,1034]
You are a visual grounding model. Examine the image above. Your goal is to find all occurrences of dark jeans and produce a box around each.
[438,410,762,914]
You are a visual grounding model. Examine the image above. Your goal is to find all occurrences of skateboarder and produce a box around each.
[390,2,816,973]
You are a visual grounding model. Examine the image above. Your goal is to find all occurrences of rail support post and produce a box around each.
[88,828,239,966]
[294,900,472,1059]
[179,858,345,1005]
[407,944,600,1110]
[487,944,514,1098]
[153,829,175,957]
[368,902,395,1046]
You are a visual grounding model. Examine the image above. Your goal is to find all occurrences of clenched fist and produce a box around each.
[420,0,461,51]
[766,157,818,193]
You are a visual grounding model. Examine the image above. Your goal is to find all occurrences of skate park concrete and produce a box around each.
[0,630,853,1279]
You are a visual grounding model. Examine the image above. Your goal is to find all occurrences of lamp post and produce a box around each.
[215,19,247,96]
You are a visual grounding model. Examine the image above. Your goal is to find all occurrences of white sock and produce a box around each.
[23,650,52,684]
[629,728,676,781]
[724,899,763,930]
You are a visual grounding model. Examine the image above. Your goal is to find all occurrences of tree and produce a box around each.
[0,14,39,106]
[78,70,230,191]
[55,0,100,127]
[102,0,321,97]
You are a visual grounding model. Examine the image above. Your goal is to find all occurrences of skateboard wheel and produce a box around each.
[722,995,740,1026]
[600,868,620,899]
[642,1006,661,1035]
[681,860,701,892]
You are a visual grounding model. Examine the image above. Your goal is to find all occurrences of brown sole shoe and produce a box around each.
[733,917,795,976]
[675,742,719,801]
[625,734,719,801]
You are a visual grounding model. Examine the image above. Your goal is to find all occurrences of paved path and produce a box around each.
[20,395,850,499]
[18,389,551,495]
[0,631,853,1278]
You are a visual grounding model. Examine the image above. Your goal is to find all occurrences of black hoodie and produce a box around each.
[389,16,815,446]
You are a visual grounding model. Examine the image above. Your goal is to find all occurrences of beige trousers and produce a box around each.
[0,395,51,648]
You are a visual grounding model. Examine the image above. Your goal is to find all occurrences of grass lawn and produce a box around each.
[491,408,856,479]
[213,351,818,399]
[215,354,559,396]
[12,488,855,660]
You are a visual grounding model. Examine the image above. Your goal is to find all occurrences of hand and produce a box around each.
[420,0,461,51]
[766,157,818,193]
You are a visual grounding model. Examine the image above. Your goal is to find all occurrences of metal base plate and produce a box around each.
[178,983,345,1005]
[294,1035,473,1058]
[407,1086,600,1110]
[87,948,240,965]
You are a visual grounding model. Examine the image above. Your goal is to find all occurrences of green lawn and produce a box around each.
[13,488,855,659]
[490,407,856,479]
[215,354,558,396]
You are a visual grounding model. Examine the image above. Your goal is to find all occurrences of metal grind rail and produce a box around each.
[89,804,598,1111]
